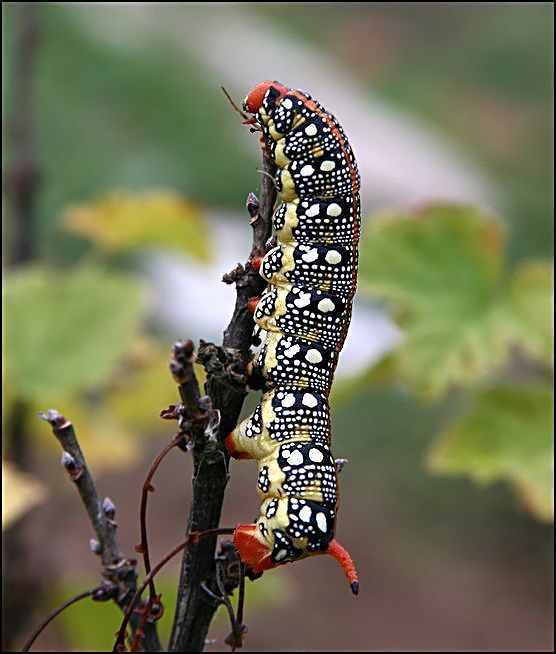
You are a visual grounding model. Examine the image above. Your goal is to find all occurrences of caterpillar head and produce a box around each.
[243,80,289,114]
[234,523,359,594]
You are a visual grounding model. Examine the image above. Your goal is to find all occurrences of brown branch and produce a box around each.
[168,154,277,652]
[38,410,162,652]
[2,7,44,649]
[4,2,40,267]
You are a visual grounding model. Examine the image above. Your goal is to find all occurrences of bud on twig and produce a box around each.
[60,450,76,468]
[335,458,348,473]
[160,404,181,420]
[92,583,116,602]
[102,497,116,519]
[90,538,102,555]
[246,192,259,220]
[197,395,212,413]
[60,450,82,480]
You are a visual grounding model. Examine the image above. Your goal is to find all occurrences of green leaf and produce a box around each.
[63,190,211,261]
[427,384,554,521]
[359,205,553,397]
[506,260,554,365]
[4,265,146,400]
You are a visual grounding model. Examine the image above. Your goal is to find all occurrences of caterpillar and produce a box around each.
[225,81,360,594]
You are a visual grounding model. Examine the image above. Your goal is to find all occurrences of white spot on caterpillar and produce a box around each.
[316,512,328,532]
[302,393,318,408]
[282,393,296,408]
[305,124,317,136]
[308,448,324,463]
[281,98,293,109]
[320,160,335,171]
[327,203,342,216]
[275,549,288,561]
[325,250,342,265]
[287,450,304,466]
[306,204,320,217]
[283,344,301,358]
[300,165,314,177]
[299,506,312,522]
[302,249,319,263]
[294,292,311,308]
[305,349,323,364]
[318,298,335,313]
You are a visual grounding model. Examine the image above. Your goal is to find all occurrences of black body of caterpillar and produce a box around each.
[226,81,360,594]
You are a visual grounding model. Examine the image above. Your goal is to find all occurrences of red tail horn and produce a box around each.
[327,539,359,595]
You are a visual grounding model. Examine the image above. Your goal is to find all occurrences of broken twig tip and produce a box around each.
[38,408,70,429]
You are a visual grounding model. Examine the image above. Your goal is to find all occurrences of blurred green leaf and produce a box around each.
[427,384,554,521]
[506,260,554,365]
[359,205,553,398]
[4,265,146,400]
[105,342,206,432]
[52,571,292,651]
[330,354,400,406]
[31,397,143,471]
[52,580,123,652]
[63,190,211,261]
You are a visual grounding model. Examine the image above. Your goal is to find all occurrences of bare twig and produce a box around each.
[38,410,161,652]
[168,154,277,652]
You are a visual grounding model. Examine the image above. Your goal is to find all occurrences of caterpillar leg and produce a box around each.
[224,391,277,460]
[248,296,261,314]
[224,405,271,461]
[251,255,263,271]
[234,523,277,573]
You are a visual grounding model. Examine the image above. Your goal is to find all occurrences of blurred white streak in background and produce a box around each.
[64,3,500,210]
[143,213,404,379]
[61,3,498,373]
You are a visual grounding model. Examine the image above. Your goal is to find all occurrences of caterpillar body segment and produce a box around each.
[227,81,360,594]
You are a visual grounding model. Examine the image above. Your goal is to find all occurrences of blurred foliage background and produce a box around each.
[2,3,553,652]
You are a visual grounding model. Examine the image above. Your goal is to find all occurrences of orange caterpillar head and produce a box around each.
[234,524,359,594]
[243,80,290,114]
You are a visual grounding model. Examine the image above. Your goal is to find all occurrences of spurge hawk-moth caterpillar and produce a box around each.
[226,80,360,594]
